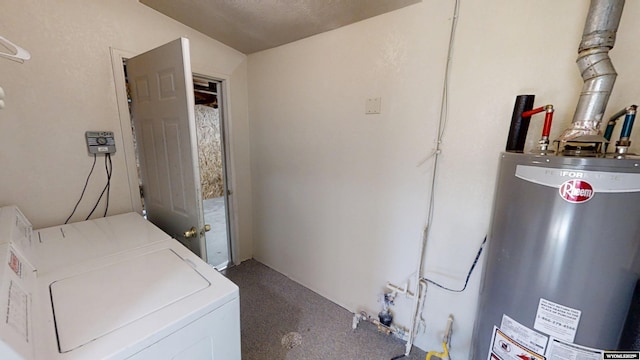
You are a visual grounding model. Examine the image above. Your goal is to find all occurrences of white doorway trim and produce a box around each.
[202,74,240,267]
[110,47,142,214]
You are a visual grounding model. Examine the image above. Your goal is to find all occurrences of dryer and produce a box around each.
[0,206,241,360]
[0,206,37,360]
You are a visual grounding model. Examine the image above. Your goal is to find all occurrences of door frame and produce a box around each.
[109,47,237,266]
[193,73,234,269]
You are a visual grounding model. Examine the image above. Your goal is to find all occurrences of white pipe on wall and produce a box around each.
[404,0,460,355]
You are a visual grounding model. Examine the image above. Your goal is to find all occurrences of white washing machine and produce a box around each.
[0,206,241,360]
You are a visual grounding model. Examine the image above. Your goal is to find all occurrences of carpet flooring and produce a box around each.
[225,259,427,360]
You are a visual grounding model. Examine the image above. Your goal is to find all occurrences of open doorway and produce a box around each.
[192,76,231,269]
[118,54,232,270]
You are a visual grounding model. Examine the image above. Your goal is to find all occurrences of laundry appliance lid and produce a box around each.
[34,212,172,273]
[49,248,210,353]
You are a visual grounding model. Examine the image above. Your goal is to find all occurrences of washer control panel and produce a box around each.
[85,131,116,154]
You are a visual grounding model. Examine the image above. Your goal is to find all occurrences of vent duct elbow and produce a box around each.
[558,0,625,144]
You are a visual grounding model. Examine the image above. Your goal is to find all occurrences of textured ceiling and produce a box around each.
[140,0,422,54]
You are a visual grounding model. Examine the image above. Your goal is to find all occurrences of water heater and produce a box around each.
[471,152,640,358]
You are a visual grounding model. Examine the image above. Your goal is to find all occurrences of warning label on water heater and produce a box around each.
[489,326,546,360]
[546,338,603,360]
[533,298,581,343]
[500,315,548,355]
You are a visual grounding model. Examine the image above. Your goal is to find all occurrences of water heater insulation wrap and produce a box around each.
[472,152,640,357]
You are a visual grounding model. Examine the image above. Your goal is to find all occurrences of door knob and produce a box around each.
[183,226,198,238]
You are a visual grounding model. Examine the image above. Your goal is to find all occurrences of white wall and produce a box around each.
[247,0,640,357]
[0,0,253,261]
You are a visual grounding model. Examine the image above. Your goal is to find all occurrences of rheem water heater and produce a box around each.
[471,152,640,358]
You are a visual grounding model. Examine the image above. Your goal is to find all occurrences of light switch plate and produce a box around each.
[365,98,381,114]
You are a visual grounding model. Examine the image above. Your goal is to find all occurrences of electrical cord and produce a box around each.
[103,153,112,217]
[85,153,113,220]
[424,236,487,292]
[64,154,97,224]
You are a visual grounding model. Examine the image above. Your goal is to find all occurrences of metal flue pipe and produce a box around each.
[558,0,625,143]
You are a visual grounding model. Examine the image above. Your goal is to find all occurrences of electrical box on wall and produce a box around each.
[85,131,116,154]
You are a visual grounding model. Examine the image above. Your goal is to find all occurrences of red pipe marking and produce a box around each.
[542,109,554,137]
[521,106,545,118]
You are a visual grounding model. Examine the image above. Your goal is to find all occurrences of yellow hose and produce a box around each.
[425,341,449,360]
